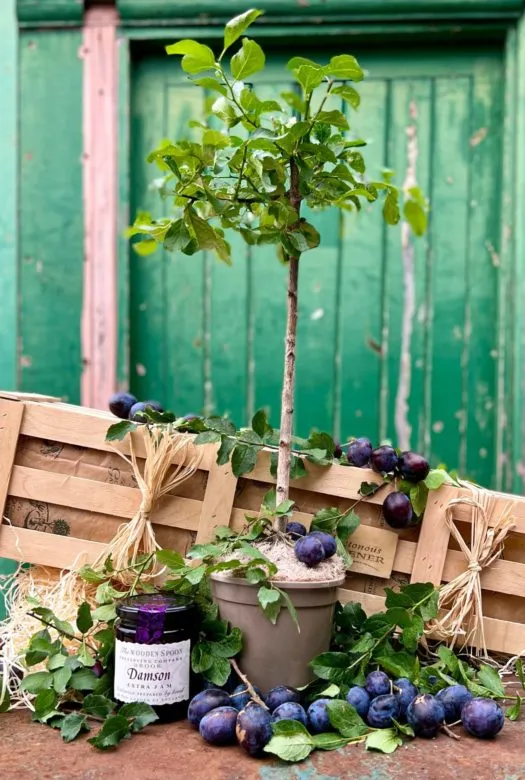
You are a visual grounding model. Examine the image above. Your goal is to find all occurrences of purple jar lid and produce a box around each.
[116,593,195,642]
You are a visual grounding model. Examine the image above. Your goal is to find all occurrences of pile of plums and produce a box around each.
[285,522,337,568]
[187,670,504,758]
[339,437,431,530]
[109,392,198,427]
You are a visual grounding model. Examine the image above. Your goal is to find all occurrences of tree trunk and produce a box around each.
[275,158,301,530]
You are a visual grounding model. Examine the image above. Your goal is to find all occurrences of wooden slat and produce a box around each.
[8,465,202,531]
[19,401,216,470]
[336,589,525,656]
[0,400,24,516]
[197,459,238,543]
[0,525,105,569]
[410,488,452,586]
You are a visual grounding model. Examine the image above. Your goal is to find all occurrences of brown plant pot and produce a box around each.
[210,573,345,692]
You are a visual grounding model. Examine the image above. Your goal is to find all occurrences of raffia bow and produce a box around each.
[427,481,515,656]
[92,426,202,584]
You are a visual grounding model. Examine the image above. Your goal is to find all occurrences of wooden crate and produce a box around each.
[1,396,524,656]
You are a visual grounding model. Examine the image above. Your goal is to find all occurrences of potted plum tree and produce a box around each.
[128,8,428,688]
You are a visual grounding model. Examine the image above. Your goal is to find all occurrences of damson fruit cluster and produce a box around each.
[188,684,303,756]
[108,392,200,427]
[369,445,430,531]
[285,524,337,568]
[345,672,504,740]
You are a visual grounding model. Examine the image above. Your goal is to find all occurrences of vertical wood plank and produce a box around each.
[410,486,452,586]
[81,7,119,408]
[117,35,131,392]
[0,0,18,392]
[197,458,238,543]
[0,401,26,515]
[19,30,83,401]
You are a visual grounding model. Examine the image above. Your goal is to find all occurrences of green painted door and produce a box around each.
[129,41,503,488]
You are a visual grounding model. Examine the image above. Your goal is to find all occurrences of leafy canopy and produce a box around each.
[128,9,428,261]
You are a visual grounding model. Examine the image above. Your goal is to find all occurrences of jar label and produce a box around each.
[114,639,191,706]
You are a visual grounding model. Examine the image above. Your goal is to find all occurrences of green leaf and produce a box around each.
[316,110,349,130]
[231,38,265,80]
[231,444,258,477]
[185,564,207,586]
[185,207,231,263]
[163,218,192,252]
[0,688,10,713]
[507,695,522,721]
[87,714,131,750]
[217,435,236,465]
[294,64,325,93]
[70,668,98,691]
[53,666,72,694]
[327,700,368,738]
[191,642,214,674]
[257,586,282,624]
[187,543,222,560]
[203,657,231,687]
[60,713,90,743]
[264,720,314,762]
[33,689,58,718]
[437,645,461,677]
[326,54,364,81]
[224,9,263,51]
[165,40,216,74]
[78,565,106,584]
[366,728,403,754]
[132,239,157,256]
[252,408,272,439]
[83,694,115,719]
[360,481,384,500]
[91,603,117,623]
[192,77,227,97]
[332,84,361,109]
[404,199,428,237]
[105,420,137,442]
[375,652,417,681]
[211,627,243,658]
[76,602,93,635]
[383,190,400,225]
[309,652,350,681]
[194,430,222,445]
[279,588,300,632]
[424,469,446,490]
[477,665,505,697]
[20,671,53,693]
[156,549,185,570]
[119,702,159,732]
[410,482,429,517]
[290,455,308,480]
[312,733,353,751]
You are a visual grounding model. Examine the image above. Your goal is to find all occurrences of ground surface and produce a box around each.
[2,710,525,780]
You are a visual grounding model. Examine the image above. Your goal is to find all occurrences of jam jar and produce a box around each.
[114,593,198,722]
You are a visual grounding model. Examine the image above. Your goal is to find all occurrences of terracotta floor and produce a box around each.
[2,710,525,780]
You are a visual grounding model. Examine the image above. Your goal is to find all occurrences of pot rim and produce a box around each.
[210,572,346,589]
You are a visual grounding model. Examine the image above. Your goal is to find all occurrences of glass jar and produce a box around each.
[114,593,198,723]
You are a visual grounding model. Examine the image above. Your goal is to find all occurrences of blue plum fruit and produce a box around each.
[346,687,371,719]
[367,694,400,729]
[199,706,238,745]
[347,438,373,467]
[383,492,414,530]
[406,694,445,738]
[109,392,137,419]
[365,671,391,699]
[295,535,326,567]
[370,445,398,474]
[307,698,333,734]
[394,678,418,718]
[436,685,473,724]
[230,683,264,711]
[272,702,307,726]
[265,685,301,712]
[129,400,163,422]
[309,531,337,558]
[461,698,504,739]
[286,521,307,538]
[398,451,430,483]
[236,702,273,756]
[187,689,231,728]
